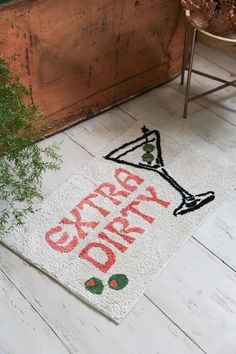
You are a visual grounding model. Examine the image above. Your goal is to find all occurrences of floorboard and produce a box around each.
[146,239,236,354]
[0,269,69,354]
[194,190,236,271]
[65,107,136,156]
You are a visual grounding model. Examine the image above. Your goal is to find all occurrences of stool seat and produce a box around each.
[197,28,236,54]
[181,11,236,118]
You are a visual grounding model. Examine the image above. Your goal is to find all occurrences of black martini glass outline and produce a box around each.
[104,126,215,216]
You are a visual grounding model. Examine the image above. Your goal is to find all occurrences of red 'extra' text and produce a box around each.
[45,168,170,273]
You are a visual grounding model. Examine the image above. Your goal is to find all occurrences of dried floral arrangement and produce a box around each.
[181,0,236,37]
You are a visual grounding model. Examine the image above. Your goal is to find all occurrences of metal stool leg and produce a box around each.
[183,28,197,119]
[181,28,188,85]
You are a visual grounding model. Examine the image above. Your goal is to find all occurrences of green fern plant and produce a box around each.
[0,56,61,233]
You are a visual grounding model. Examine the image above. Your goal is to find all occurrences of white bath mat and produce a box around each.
[1,121,235,323]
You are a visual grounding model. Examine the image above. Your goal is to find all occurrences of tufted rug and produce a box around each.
[1,121,235,323]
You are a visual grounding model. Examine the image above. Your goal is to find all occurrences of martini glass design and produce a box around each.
[104,126,215,216]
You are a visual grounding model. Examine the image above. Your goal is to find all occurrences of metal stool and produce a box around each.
[181,11,236,119]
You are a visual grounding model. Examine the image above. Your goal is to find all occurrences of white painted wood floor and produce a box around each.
[1,44,236,354]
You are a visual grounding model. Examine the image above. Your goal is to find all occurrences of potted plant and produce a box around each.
[181,0,236,37]
[0,56,61,233]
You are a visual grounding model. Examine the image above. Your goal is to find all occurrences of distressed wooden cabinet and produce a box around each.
[0,0,185,137]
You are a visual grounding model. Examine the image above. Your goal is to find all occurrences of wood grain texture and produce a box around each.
[195,190,236,271]
[146,239,236,354]
[0,0,185,137]
[0,269,68,354]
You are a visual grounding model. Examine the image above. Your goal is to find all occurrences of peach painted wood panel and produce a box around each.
[0,0,185,136]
